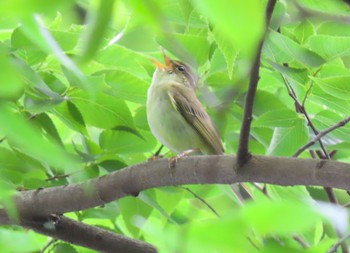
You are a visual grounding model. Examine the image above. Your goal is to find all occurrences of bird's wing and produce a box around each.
[168,84,224,154]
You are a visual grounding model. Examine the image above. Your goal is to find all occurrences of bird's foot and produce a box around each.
[168,148,200,173]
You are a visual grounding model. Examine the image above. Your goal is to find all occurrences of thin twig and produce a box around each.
[294,116,350,157]
[328,233,350,253]
[293,235,310,249]
[178,186,220,217]
[237,0,277,167]
[41,239,57,253]
[281,76,330,159]
[282,74,348,253]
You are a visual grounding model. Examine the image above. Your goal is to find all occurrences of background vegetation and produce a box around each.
[1,0,350,252]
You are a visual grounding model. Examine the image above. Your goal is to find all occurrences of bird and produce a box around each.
[146,50,224,158]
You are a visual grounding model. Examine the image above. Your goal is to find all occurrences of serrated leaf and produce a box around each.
[66,100,85,127]
[95,44,151,79]
[211,29,238,79]
[78,0,115,62]
[307,35,350,59]
[33,113,64,146]
[267,119,308,156]
[69,91,134,129]
[264,30,325,68]
[267,60,308,86]
[317,21,350,37]
[0,103,79,172]
[254,109,300,128]
[156,33,210,66]
[53,101,87,135]
[192,0,264,58]
[100,69,149,104]
[294,19,314,44]
[99,129,156,154]
[311,76,350,101]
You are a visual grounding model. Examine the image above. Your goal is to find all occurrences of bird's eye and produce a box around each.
[177,65,185,72]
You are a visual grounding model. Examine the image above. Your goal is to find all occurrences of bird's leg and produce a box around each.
[168,148,201,172]
[148,145,164,161]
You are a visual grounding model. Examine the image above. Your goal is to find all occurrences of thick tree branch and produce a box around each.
[3,155,350,222]
[21,215,156,253]
[237,0,277,167]
[294,115,350,157]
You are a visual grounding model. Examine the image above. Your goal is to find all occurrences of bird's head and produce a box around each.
[151,49,197,90]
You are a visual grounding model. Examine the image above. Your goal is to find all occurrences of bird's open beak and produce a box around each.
[150,48,171,71]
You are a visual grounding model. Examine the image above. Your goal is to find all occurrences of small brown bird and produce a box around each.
[147,50,224,156]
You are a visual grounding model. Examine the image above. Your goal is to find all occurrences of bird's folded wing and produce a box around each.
[168,85,224,154]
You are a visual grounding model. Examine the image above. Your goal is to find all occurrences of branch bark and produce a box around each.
[22,215,156,253]
[237,0,277,166]
[5,155,350,222]
[294,115,350,157]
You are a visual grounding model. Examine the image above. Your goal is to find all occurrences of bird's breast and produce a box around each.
[146,85,204,154]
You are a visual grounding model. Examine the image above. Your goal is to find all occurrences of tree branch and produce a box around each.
[237,0,277,167]
[294,115,350,157]
[21,215,156,253]
[3,155,350,222]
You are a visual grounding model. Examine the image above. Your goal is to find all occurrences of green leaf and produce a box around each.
[294,19,314,44]
[264,30,325,68]
[95,44,151,79]
[53,101,87,134]
[156,33,210,66]
[139,190,176,222]
[267,119,308,156]
[118,196,153,238]
[267,60,308,86]
[11,26,47,65]
[254,109,300,128]
[19,15,91,91]
[0,50,24,100]
[0,228,47,253]
[211,29,239,79]
[243,200,320,235]
[134,106,150,131]
[310,87,350,115]
[69,90,134,129]
[317,21,350,37]
[99,129,156,154]
[310,75,350,101]
[0,103,79,171]
[100,69,149,104]
[192,0,264,58]
[307,35,350,59]
[313,111,350,141]
[23,95,65,114]
[33,113,64,146]
[253,91,289,116]
[53,243,77,253]
[97,159,127,172]
[78,0,116,62]
[12,56,61,98]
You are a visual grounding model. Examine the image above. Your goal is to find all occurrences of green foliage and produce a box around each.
[0,0,350,252]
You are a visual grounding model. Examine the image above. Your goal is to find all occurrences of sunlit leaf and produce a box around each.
[0,103,79,171]
[267,119,308,156]
[79,0,116,62]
